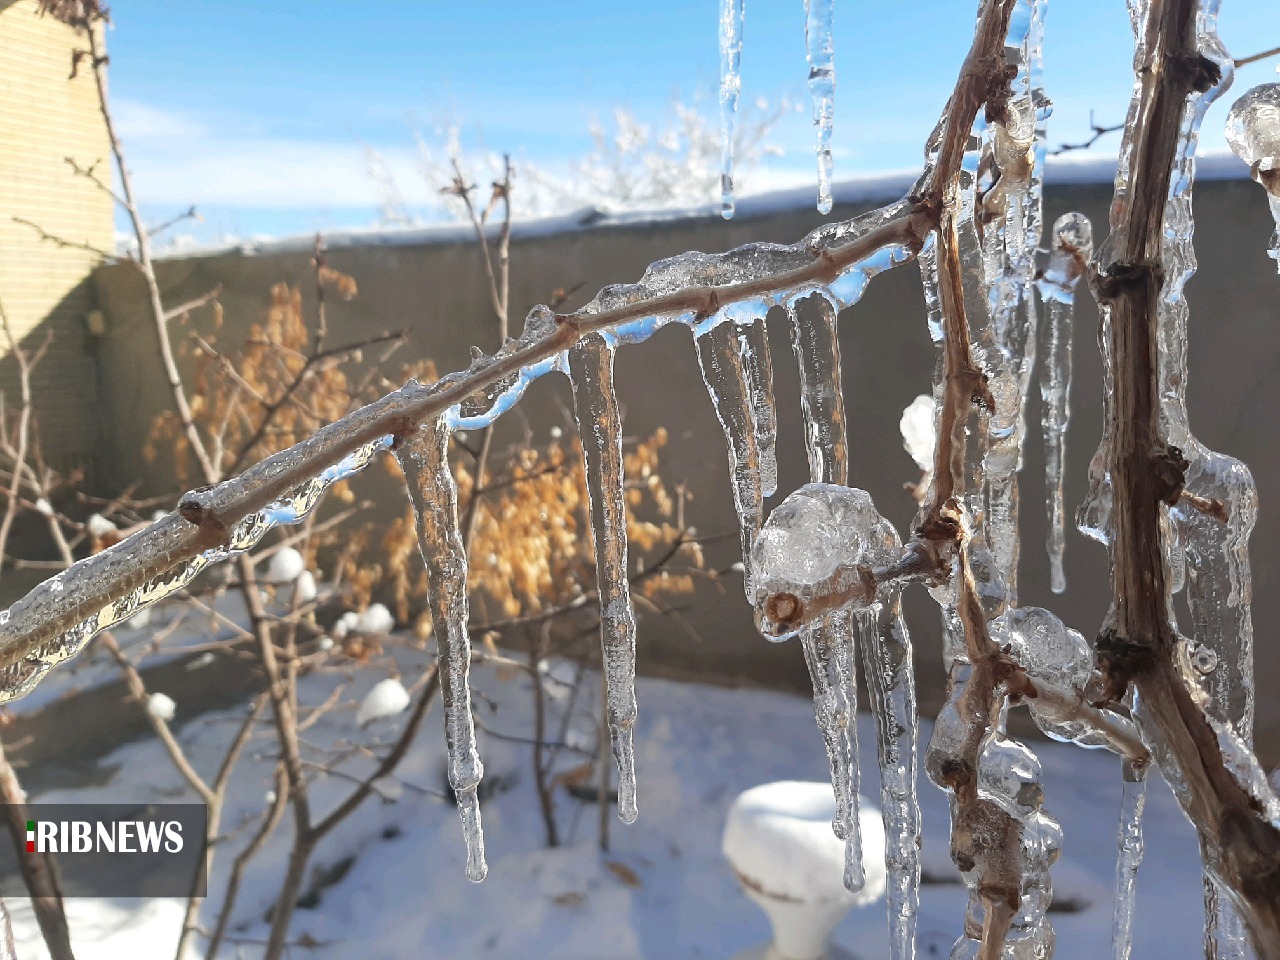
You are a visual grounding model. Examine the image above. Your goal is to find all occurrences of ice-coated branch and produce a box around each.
[0,0,1033,693]
[1088,0,1280,952]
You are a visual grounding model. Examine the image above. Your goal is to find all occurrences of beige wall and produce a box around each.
[0,0,111,466]
[91,178,1280,759]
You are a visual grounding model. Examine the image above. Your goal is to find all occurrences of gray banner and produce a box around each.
[0,803,207,898]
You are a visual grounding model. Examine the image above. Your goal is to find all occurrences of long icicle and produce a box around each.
[799,614,864,890]
[1036,212,1091,594]
[719,0,745,219]
[1112,759,1148,960]
[803,0,836,214]
[787,294,847,486]
[397,416,487,881]
[859,585,921,960]
[695,314,764,593]
[568,334,640,824]
[739,315,778,497]
[786,291,868,893]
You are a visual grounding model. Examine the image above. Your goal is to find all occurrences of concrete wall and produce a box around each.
[91,177,1280,760]
[0,0,112,467]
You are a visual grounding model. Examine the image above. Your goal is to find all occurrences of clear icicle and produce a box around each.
[739,315,778,497]
[1036,213,1091,594]
[695,315,764,593]
[858,585,921,959]
[1112,760,1147,960]
[799,613,864,891]
[568,335,640,824]
[396,417,486,882]
[718,0,745,219]
[803,0,835,214]
[788,295,847,485]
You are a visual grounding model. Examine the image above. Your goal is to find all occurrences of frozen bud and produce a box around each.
[999,607,1092,695]
[357,678,410,725]
[356,602,395,635]
[752,484,899,640]
[34,498,53,517]
[267,546,306,583]
[147,692,177,722]
[899,395,935,473]
[1227,84,1280,182]
[86,513,117,538]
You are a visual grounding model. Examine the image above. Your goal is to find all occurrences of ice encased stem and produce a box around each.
[803,0,835,214]
[396,417,487,881]
[719,0,745,219]
[568,335,640,824]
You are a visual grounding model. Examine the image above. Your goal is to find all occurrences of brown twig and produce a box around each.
[1089,0,1280,952]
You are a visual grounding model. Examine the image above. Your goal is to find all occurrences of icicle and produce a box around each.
[695,315,764,592]
[568,335,640,824]
[738,315,778,497]
[719,0,745,219]
[803,0,835,214]
[1225,83,1280,270]
[1036,213,1091,594]
[788,295,847,485]
[1112,760,1147,960]
[396,417,487,882]
[858,586,921,959]
[799,614,864,890]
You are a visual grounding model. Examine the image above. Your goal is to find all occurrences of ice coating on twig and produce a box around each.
[568,335,640,824]
[695,308,767,594]
[739,315,778,497]
[975,0,1048,608]
[752,485,919,913]
[0,434,392,701]
[396,417,487,882]
[1112,760,1147,960]
[1226,83,1280,269]
[803,0,835,214]
[751,484,896,640]
[1036,213,1091,594]
[719,0,745,219]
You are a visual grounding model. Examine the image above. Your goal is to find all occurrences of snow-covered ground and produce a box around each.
[6,642,1208,959]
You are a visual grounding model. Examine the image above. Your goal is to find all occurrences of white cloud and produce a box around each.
[110,99,437,211]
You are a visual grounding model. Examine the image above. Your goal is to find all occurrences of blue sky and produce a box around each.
[101,0,1277,243]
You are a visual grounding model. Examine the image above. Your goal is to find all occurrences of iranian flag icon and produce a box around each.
[25,820,34,853]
